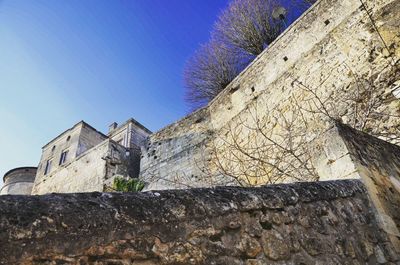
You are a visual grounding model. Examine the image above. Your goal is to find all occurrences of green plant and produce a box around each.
[112,177,145,192]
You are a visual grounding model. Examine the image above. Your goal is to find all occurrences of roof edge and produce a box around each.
[42,121,108,149]
[3,167,38,182]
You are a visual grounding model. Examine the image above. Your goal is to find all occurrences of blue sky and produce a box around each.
[0,0,230,182]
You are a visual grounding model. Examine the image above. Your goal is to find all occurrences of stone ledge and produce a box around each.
[1,179,397,264]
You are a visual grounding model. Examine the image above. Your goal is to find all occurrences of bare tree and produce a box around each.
[201,61,399,187]
[213,0,285,56]
[204,98,318,187]
[292,61,400,144]
[184,41,246,109]
[184,0,316,108]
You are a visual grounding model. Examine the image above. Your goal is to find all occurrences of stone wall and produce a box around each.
[0,167,37,195]
[35,122,107,185]
[140,108,216,190]
[77,123,108,156]
[140,0,400,189]
[108,118,151,149]
[32,139,127,195]
[313,122,400,250]
[0,180,398,264]
[36,122,83,181]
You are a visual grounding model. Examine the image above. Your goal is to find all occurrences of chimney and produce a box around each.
[109,122,118,133]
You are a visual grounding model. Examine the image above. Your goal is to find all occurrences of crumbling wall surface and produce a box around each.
[337,122,400,249]
[312,122,400,252]
[1,180,398,264]
[140,108,217,190]
[139,0,400,190]
[32,140,128,195]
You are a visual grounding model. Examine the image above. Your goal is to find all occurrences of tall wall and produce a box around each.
[140,0,400,189]
[141,108,216,190]
[0,180,398,264]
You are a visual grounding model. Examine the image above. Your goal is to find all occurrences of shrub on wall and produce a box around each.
[112,176,145,192]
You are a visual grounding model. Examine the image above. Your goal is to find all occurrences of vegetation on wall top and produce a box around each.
[184,0,316,109]
[112,176,145,192]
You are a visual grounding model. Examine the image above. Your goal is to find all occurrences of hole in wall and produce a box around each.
[324,19,330,25]
[260,220,273,230]
[230,85,240,94]
[283,56,288,62]
[251,87,255,93]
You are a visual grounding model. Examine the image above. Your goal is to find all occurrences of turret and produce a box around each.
[0,167,37,195]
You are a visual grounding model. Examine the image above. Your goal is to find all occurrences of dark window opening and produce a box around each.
[230,85,240,94]
[44,159,53,175]
[59,150,69,165]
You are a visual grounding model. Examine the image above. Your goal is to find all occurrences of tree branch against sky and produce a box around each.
[184,41,248,110]
[184,0,316,109]
[214,0,284,56]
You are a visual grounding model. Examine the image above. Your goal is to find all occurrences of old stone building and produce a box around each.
[1,0,400,263]
[2,124,400,264]
[0,167,37,195]
[1,0,399,195]
[0,118,152,195]
[140,0,400,190]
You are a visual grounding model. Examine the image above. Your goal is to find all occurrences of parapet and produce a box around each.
[0,180,398,263]
[0,167,37,195]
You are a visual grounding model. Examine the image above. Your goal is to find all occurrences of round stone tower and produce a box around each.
[0,167,37,195]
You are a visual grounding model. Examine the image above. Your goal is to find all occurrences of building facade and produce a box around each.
[1,118,151,195]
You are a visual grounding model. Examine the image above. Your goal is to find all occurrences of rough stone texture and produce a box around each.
[140,108,217,190]
[34,121,108,191]
[108,118,151,149]
[32,119,151,194]
[314,122,400,251]
[140,0,400,189]
[0,180,398,265]
[0,167,37,195]
[32,140,128,195]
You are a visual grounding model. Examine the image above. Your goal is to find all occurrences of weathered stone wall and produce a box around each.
[140,0,400,189]
[0,167,37,195]
[313,122,400,250]
[140,108,217,190]
[36,122,83,181]
[109,119,151,149]
[32,140,127,195]
[77,123,108,156]
[35,122,107,186]
[0,180,398,264]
